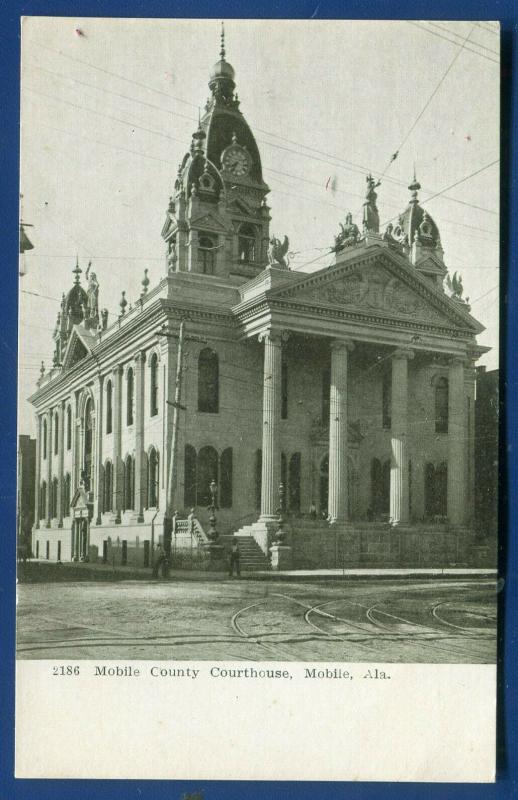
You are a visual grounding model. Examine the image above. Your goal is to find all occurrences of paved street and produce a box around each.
[17,576,497,663]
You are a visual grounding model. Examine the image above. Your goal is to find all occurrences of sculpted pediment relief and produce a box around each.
[274,261,468,328]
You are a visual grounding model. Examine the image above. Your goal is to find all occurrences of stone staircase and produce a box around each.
[219,534,271,572]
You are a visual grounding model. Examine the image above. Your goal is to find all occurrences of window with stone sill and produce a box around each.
[150,353,159,417]
[238,223,256,263]
[198,235,216,275]
[434,377,449,434]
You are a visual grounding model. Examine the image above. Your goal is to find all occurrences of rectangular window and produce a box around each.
[281,358,288,419]
[382,371,392,429]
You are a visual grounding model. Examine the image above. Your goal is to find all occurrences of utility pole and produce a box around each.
[158,319,205,558]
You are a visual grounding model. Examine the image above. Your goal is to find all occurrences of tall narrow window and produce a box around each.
[150,353,159,417]
[322,367,330,425]
[126,368,134,426]
[288,452,301,513]
[124,455,134,510]
[66,405,72,450]
[382,370,392,429]
[148,448,159,508]
[199,235,216,275]
[106,380,113,434]
[197,446,219,506]
[220,448,233,508]
[83,398,94,492]
[184,445,197,508]
[63,473,71,516]
[54,412,59,455]
[281,356,288,419]
[238,223,256,262]
[435,377,449,433]
[51,477,58,518]
[198,348,219,413]
[255,449,262,510]
[40,481,47,519]
[103,461,112,512]
[43,419,48,459]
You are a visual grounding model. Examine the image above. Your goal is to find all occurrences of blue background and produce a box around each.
[1,2,516,798]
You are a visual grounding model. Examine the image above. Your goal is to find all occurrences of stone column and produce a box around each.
[57,401,65,527]
[259,331,282,521]
[95,375,104,525]
[112,366,123,523]
[34,414,41,530]
[328,339,354,524]
[134,351,147,522]
[447,357,467,526]
[390,348,414,526]
[46,411,52,527]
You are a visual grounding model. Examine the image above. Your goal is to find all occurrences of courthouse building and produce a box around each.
[29,36,490,568]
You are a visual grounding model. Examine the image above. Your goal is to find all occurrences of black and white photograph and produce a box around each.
[16,18,500,674]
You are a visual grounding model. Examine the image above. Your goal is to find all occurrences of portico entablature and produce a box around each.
[231,244,488,360]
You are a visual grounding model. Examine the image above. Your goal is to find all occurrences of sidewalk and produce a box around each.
[18,560,497,583]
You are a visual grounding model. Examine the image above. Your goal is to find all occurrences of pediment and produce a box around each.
[415,253,447,275]
[61,326,94,370]
[228,197,254,216]
[269,250,482,333]
[161,213,178,240]
[190,211,229,233]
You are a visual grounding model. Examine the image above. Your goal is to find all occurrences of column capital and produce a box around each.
[112,364,124,377]
[448,355,468,368]
[134,349,147,365]
[330,337,355,353]
[258,329,288,347]
[392,347,415,361]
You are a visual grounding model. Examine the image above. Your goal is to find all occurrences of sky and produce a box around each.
[19,18,500,436]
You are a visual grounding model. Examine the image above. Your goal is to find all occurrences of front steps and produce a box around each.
[219,534,271,572]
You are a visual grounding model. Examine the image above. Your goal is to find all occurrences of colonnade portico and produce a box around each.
[255,327,471,535]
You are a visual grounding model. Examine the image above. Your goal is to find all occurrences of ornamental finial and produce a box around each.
[220,21,226,60]
[141,268,150,297]
[408,167,421,204]
[73,255,82,284]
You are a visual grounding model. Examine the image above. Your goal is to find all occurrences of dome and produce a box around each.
[210,58,235,82]
[63,262,88,329]
[397,176,441,249]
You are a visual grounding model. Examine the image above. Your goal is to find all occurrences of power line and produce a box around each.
[408,22,500,65]
[28,41,499,218]
[381,24,477,178]
[426,21,499,57]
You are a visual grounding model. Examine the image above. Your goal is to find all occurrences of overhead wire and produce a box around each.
[407,22,500,65]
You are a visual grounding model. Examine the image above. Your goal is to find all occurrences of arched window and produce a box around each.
[198,349,219,413]
[106,380,113,434]
[238,223,256,263]
[83,397,94,492]
[42,419,48,459]
[150,353,159,417]
[255,449,262,510]
[197,446,219,506]
[184,445,197,508]
[199,234,216,275]
[220,448,233,508]
[148,448,159,508]
[40,481,47,519]
[435,377,449,433]
[288,452,301,513]
[123,455,134,511]
[63,473,71,517]
[66,406,72,450]
[322,367,330,424]
[382,370,392,429]
[126,368,134,426]
[103,461,113,513]
[54,412,59,455]
[51,477,58,518]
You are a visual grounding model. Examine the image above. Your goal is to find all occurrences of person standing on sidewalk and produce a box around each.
[229,538,241,578]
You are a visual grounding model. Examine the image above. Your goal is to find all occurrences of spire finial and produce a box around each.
[408,167,421,204]
[220,21,226,60]
[73,256,82,284]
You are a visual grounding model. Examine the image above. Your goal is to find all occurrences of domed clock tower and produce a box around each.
[162,26,271,279]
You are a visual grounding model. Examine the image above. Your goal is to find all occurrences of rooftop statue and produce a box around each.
[445,271,465,302]
[85,262,99,323]
[363,174,381,234]
[333,212,360,252]
[268,235,290,269]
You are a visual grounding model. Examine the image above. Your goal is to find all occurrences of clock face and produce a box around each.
[222,145,251,177]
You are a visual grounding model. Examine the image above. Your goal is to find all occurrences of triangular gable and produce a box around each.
[268,247,483,334]
[161,213,178,240]
[190,211,229,234]
[414,252,447,274]
[61,325,94,371]
[227,197,254,216]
